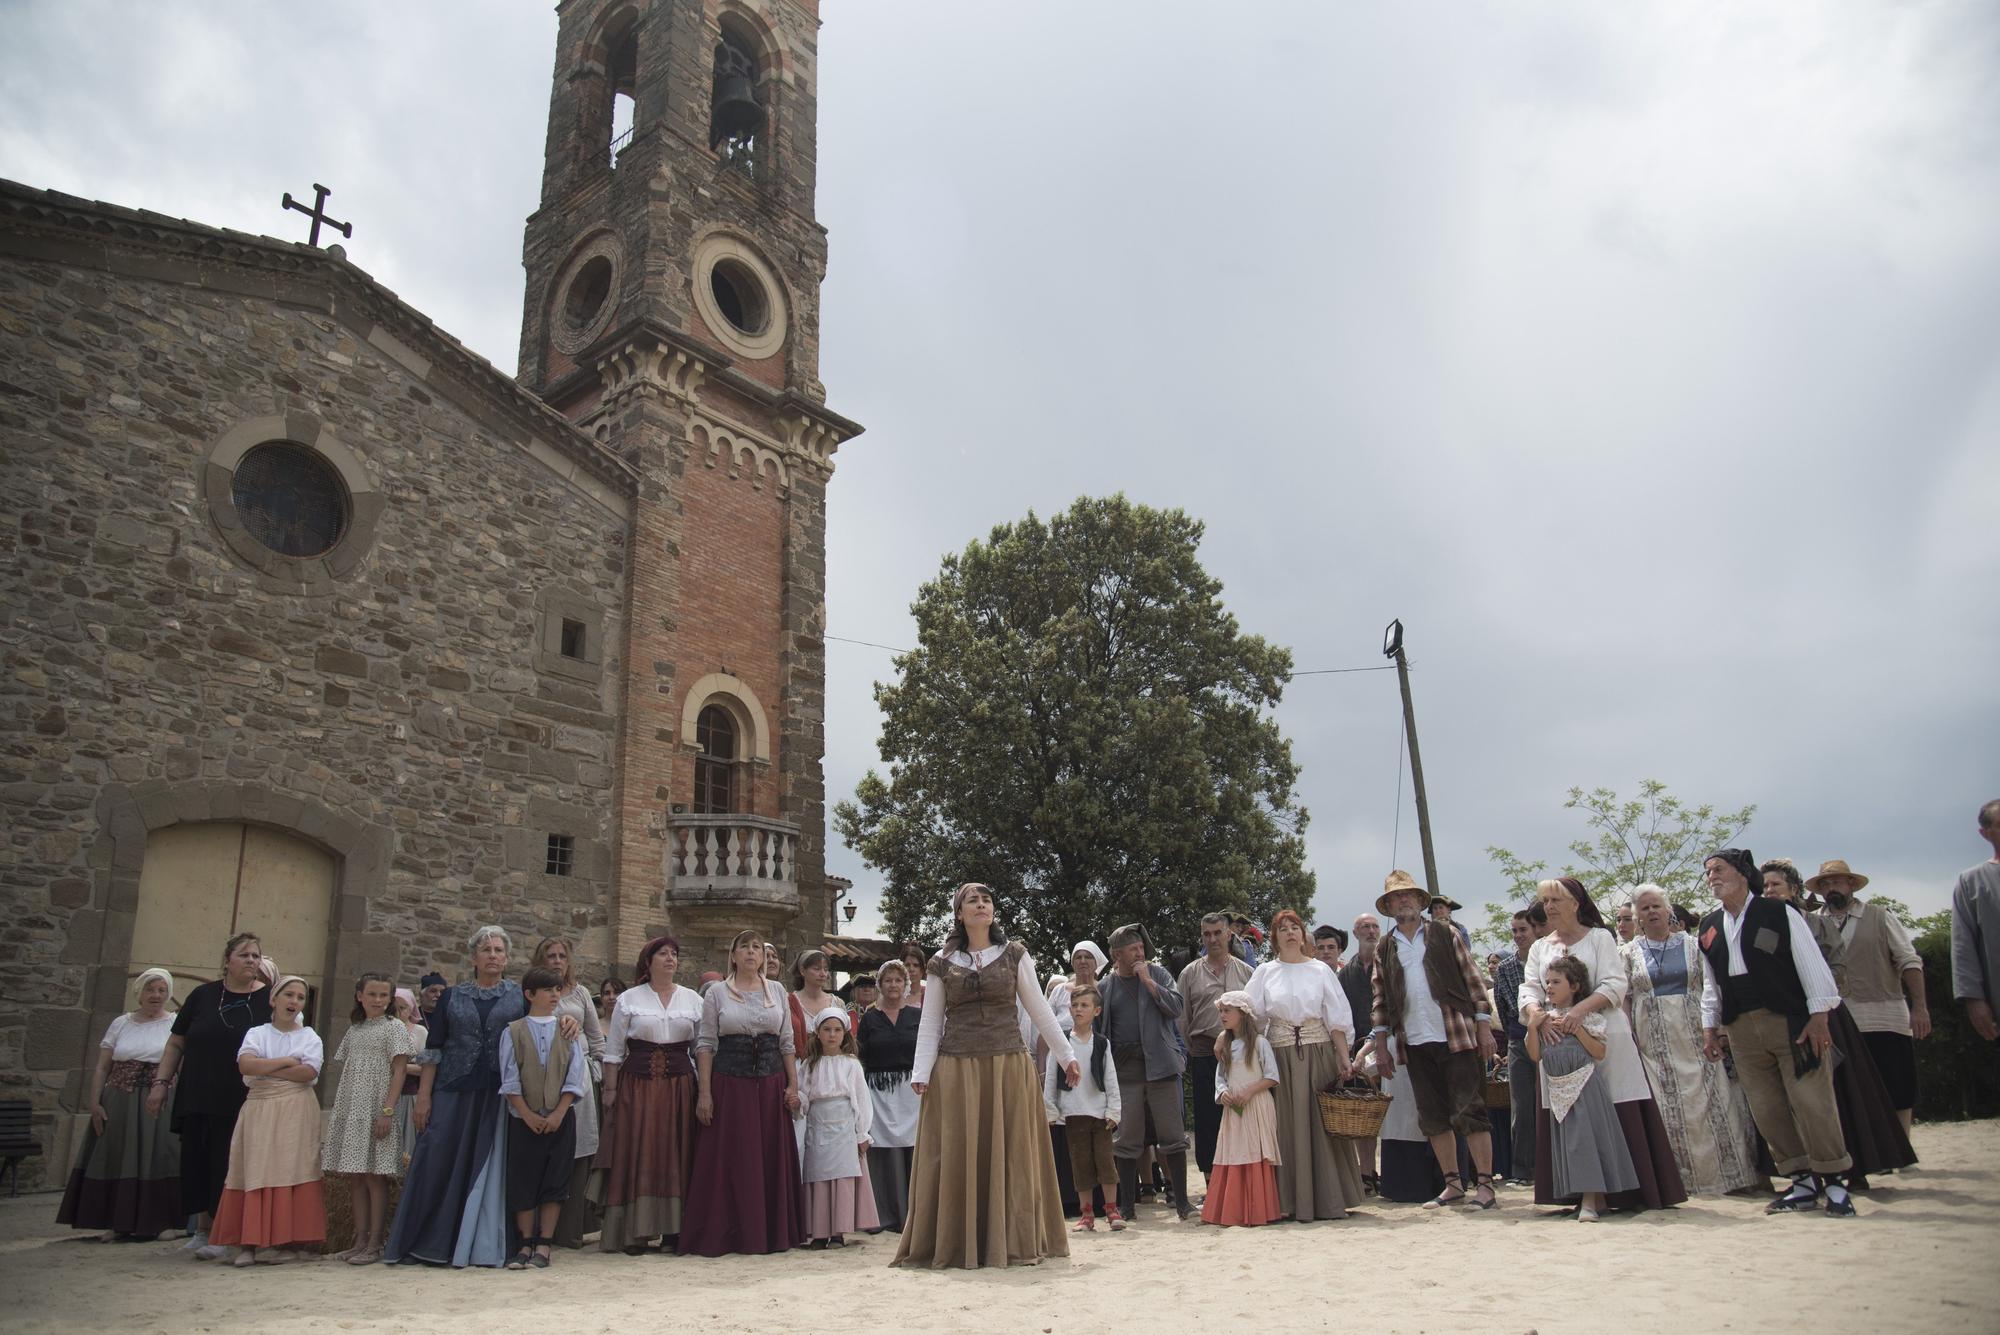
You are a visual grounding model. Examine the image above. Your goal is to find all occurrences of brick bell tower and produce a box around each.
[519,0,860,972]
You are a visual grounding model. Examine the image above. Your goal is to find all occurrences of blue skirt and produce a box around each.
[385,1090,509,1267]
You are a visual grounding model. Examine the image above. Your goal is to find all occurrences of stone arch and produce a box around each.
[679,672,771,764]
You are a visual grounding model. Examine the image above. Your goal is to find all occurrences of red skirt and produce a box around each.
[211,1181,327,1248]
[1200,1161,1282,1227]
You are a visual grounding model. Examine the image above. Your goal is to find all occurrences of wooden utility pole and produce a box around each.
[1383,619,1441,896]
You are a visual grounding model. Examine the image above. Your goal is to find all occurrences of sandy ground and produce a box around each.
[6,1119,1998,1335]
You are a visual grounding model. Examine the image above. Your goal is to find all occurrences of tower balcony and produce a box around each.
[664,812,799,915]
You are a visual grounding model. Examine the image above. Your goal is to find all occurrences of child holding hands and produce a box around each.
[1044,984,1124,1231]
[500,966,589,1268]
[1201,990,1282,1226]
[1525,955,1638,1222]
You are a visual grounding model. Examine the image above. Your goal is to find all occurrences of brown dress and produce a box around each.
[892,941,1067,1268]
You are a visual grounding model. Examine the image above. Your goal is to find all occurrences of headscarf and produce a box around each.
[1706,848,1762,896]
[271,974,309,1001]
[419,972,447,990]
[810,1005,852,1035]
[1069,940,1108,973]
[394,987,419,1027]
[256,957,280,988]
[130,966,176,1012]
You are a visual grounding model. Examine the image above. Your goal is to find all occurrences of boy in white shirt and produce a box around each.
[1044,985,1125,1231]
[499,965,588,1268]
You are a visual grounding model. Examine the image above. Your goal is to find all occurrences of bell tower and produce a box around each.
[520,0,860,971]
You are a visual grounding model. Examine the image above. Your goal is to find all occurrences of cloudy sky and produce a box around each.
[5,1,1995,934]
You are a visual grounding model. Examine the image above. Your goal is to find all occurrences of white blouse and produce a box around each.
[238,1022,323,1086]
[1246,958,1355,1043]
[696,977,796,1056]
[1519,928,1654,1104]
[100,1013,173,1063]
[911,944,1069,1086]
[604,984,706,1063]
[1215,1034,1282,1097]
[798,1052,874,1141]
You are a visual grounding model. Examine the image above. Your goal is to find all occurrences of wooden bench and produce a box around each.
[0,1100,41,1195]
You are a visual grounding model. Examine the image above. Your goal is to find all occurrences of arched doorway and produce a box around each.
[127,822,337,1027]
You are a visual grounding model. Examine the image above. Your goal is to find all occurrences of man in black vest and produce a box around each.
[1698,848,1854,1216]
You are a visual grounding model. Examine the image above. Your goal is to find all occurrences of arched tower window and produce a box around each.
[709,25,765,175]
[607,27,639,166]
[693,704,738,814]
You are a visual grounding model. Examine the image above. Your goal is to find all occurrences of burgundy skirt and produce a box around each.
[1535,1097,1688,1211]
[676,1070,805,1257]
[590,1039,697,1250]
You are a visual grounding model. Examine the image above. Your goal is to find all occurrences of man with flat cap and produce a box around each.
[1100,922,1190,1222]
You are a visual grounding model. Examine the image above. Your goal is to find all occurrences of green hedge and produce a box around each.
[1914,929,2000,1122]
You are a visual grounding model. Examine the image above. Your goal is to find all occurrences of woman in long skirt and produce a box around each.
[894,883,1073,1269]
[679,929,806,1257]
[1245,910,1363,1221]
[386,926,527,1268]
[857,958,921,1232]
[593,936,703,1252]
[1520,878,1688,1212]
[58,967,182,1239]
[1622,887,1764,1195]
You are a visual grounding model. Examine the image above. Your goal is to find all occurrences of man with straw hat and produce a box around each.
[1808,858,1929,1134]
[1369,870,1501,1210]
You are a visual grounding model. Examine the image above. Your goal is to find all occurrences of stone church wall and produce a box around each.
[0,248,630,1183]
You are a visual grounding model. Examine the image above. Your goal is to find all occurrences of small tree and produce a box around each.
[1476,781,1756,947]
[834,495,1313,964]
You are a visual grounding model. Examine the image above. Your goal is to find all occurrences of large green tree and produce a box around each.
[834,495,1313,964]
[1475,781,1755,947]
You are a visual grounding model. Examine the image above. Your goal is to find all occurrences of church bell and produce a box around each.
[710,45,764,148]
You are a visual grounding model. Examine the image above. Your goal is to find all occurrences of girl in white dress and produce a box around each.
[799,1007,879,1246]
[322,973,414,1264]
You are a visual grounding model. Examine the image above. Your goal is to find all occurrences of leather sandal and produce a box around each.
[1468,1172,1498,1210]
[1424,1172,1466,1209]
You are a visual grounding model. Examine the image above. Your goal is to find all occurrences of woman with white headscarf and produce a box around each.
[1046,940,1108,1031]
[57,967,183,1239]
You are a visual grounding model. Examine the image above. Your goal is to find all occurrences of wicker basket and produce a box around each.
[1316,1083,1391,1138]
[1482,1077,1512,1110]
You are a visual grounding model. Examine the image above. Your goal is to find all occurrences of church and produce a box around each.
[0,0,863,1186]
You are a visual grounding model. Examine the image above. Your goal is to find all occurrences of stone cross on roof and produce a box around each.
[280,183,351,248]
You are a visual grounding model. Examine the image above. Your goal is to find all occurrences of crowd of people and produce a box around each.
[52,799,2000,1269]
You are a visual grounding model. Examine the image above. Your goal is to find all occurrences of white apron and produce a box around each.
[803,1093,861,1184]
